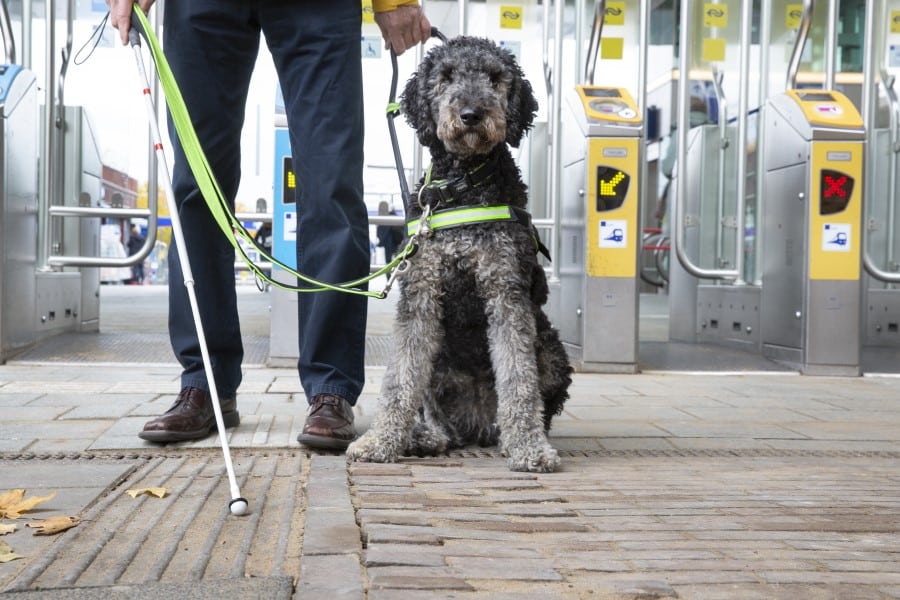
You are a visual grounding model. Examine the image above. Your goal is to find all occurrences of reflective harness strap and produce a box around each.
[407,205,551,260]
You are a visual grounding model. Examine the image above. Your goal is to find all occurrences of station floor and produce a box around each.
[0,284,898,599]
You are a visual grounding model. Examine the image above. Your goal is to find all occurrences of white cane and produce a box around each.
[128,24,248,517]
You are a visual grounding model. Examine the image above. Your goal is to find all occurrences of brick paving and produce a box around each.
[350,451,900,599]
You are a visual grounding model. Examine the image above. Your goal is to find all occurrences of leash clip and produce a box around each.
[415,200,434,238]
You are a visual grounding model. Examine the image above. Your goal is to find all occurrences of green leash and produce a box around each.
[130,7,410,298]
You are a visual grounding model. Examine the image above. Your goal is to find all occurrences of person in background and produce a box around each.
[126,224,146,285]
[375,200,404,268]
[108,0,431,449]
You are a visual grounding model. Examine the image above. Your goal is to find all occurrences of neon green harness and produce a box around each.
[406,205,520,236]
[407,204,551,260]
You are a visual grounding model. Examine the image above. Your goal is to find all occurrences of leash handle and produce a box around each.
[128,9,143,47]
[387,27,447,217]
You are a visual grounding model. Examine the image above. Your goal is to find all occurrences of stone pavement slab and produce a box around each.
[0,459,143,585]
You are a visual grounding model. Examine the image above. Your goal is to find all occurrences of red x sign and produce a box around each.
[824,174,848,198]
[820,169,854,215]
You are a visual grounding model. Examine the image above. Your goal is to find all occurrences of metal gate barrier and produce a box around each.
[0,2,177,363]
[760,90,864,375]
[861,0,900,353]
[759,0,865,376]
[555,0,648,373]
[668,0,755,349]
[559,87,643,372]
[0,54,38,362]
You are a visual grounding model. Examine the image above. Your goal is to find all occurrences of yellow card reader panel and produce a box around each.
[586,137,640,278]
[576,86,642,124]
[785,90,864,130]
[808,140,863,281]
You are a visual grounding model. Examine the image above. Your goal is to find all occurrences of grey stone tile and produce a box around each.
[548,420,668,438]
[653,420,805,439]
[0,393,42,406]
[2,406,71,420]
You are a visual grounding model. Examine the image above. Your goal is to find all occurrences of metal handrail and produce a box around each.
[49,206,152,219]
[786,0,813,90]
[584,0,606,85]
[711,67,729,263]
[824,0,837,90]
[46,3,165,271]
[0,0,14,64]
[21,0,29,69]
[37,0,55,271]
[672,0,741,281]
[542,0,552,96]
[457,0,468,36]
[549,0,565,281]
[734,0,751,284]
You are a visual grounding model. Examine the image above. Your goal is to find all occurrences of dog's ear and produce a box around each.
[504,55,539,148]
[400,55,439,148]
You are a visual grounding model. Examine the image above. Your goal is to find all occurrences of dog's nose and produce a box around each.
[460,108,483,127]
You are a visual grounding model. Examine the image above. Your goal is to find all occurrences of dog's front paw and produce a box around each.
[346,432,402,464]
[506,443,560,473]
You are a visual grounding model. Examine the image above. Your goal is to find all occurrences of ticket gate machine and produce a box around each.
[0,64,38,362]
[558,85,642,372]
[269,116,300,366]
[761,90,865,375]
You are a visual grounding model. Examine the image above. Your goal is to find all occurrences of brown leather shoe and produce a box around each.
[297,394,356,450]
[139,387,239,443]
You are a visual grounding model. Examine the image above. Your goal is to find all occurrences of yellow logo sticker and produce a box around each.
[786,4,803,29]
[704,3,727,28]
[605,2,626,26]
[500,5,523,29]
[362,0,375,25]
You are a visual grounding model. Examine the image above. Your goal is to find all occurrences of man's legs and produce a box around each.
[263,1,368,448]
[140,1,260,442]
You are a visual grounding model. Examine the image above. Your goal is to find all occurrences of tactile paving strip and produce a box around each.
[3,451,307,593]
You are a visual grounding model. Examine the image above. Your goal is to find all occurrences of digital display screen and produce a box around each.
[282,156,296,204]
[596,165,630,211]
[798,92,834,102]
[820,168,854,215]
[584,88,622,98]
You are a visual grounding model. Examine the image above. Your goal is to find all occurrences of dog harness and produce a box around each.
[406,204,551,261]
[406,158,551,261]
[419,155,500,204]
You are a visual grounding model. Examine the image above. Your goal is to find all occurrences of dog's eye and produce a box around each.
[489,73,503,89]
[441,67,454,82]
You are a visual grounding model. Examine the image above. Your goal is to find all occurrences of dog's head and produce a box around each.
[401,36,538,158]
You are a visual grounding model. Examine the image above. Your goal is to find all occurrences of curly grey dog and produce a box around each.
[347,36,572,472]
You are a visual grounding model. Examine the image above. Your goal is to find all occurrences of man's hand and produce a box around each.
[107,0,155,46]
[374,5,432,56]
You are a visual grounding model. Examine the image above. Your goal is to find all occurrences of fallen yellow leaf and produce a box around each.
[0,489,57,519]
[0,540,23,562]
[0,523,15,535]
[125,487,168,499]
[0,489,23,507]
[26,515,80,535]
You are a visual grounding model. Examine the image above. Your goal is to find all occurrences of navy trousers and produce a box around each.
[164,0,368,404]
